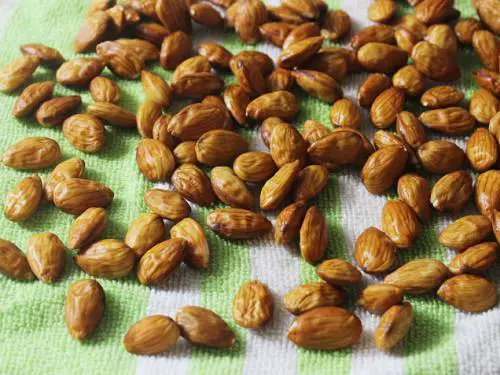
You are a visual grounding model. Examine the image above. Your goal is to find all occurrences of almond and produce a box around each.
[152,115,176,149]
[134,22,169,46]
[63,114,105,153]
[397,173,431,221]
[357,73,392,108]
[124,315,180,354]
[141,70,173,108]
[438,274,497,312]
[76,239,135,278]
[394,27,419,54]
[472,30,499,72]
[454,18,482,45]
[0,239,35,281]
[449,242,497,275]
[411,41,460,81]
[384,259,449,294]
[229,56,267,97]
[156,0,192,34]
[475,0,500,35]
[368,0,397,23]
[2,137,61,170]
[304,48,348,80]
[96,41,144,79]
[302,120,331,145]
[316,259,361,286]
[116,38,159,61]
[396,111,426,150]
[233,0,268,44]
[438,215,492,251]
[281,0,321,20]
[267,68,295,93]
[370,87,405,128]
[329,99,361,129]
[260,117,284,147]
[259,22,293,47]
[260,159,301,210]
[426,24,457,57]
[136,139,175,182]
[210,166,254,209]
[198,42,233,69]
[321,10,351,41]
[73,11,110,53]
[170,218,210,269]
[420,85,464,109]
[89,76,121,103]
[270,123,307,167]
[36,96,82,127]
[144,188,191,221]
[190,3,223,27]
[233,280,273,329]
[274,200,307,245]
[355,227,396,273]
[474,69,500,97]
[469,88,499,124]
[56,58,104,86]
[125,213,165,257]
[308,128,363,165]
[195,130,248,166]
[0,55,39,92]
[300,205,328,264]
[172,163,215,206]
[357,43,408,73]
[381,200,420,249]
[45,158,86,202]
[430,171,473,212]
[206,208,272,239]
[475,170,500,219]
[12,81,54,118]
[375,303,413,351]
[137,238,185,285]
[20,43,64,68]
[168,103,225,141]
[293,69,343,103]
[284,282,345,315]
[357,284,404,314]
[282,22,320,50]
[277,36,324,69]
[87,102,137,128]
[414,0,455,25]
[173,141,197,165]
[26,232,65,282]
[223,84,250,126]
[67,207,108,250]
[417,140,464,174]
[4,175,42,222]
[53,178,114,215]
[160,31,191,70]
[351,25,395,49]
[392,65,425,97]
[361,146,408,194]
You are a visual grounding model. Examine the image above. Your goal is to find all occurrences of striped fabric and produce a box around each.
[0,0,498,374]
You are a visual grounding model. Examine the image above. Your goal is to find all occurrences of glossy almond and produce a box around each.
[392,65,425,97]
[277,36,324,69]
[210,166,253,209]
[316,259,361,286]
[67,207,108,250]
[45,158,86,202]
[321,10,351,41]
[355,227,396,273]
[124,213,165,257]
[116,39,159,61]
[370,87,405,128]
[375,303,413,351]
[198,42,232,69]
[431,171,473,212]
[56,57,104,86]
[361,146,408,194]
[144,189,191,222]
[233,151,277,183]
[124,315,180,354]
[284,282,345,316]
[76,239,135,278]
[274,201,307,245]
[171,164,215,206]
[469,88,499,124]
[397,174,431,221]
[417,140,464,174]
[475,170,500,219]
[357,284,404,314]
[233,280,273,329]
[396,112,426,149]
[2,137,61,170]
[308,129,363,165]
[426,24,457,57]
[63,114,105,153]
[73,11,110,53]
[449,242,497,275]
[170,218,210,269]
[384,259,449,294]
[351,25,395,49]
[20,43,64,68]
[368,0,397,23]
[156,0,192,34]
[438,215,492,251]
[136,139,175,182]
[454,18,482,45]
[474,69,500,97]
[381,200,420,249]
[137,239,185,285]
[196,130,248,166]
[294,70,343,103]
[472,30,498,72]
[270,123,307,168]
[247,90,300,121]
[438,274,497,312]
[4,175,42,222]
[96,41,144,79]
[260,159,301,210]
[173,141,197,165]
[89,76,120,103]
[420,85,464,109]
[87,102,137,128]
[357,73,391,108]
[411,41,460,81]
[357,43,408,73]
[300,206,328,265]
[206,208,272,239]
[168,103,225,141]
[26,232,65,283]
[36,96,82,127]
[12,81,54,118]
[141,70,173,108]
[53,178,114,215]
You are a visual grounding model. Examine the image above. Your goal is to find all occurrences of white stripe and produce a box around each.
[0,0,17,36]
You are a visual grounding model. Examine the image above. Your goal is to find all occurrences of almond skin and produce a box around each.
[384,259,449,294]
[170,218,210,269]
[210,166,254,209]
[438,274,497,312]
[417,140,464,174]
[475,170,500,219]
[355,227,396,273]
[233,280,273,329]
[26,232,66,283]
[411,41,460,81]
[75,239,135,278]
[316,259,361,286]
[2,137,61,170]
[125,213,165,257]
[270,123,308,168]
[45,158,86,202]
[137,238,185,285]
[370,87,406,128]
[67,207,107,250]
[124,315,180,355]
[260,159,301,210]
[448,242,498,275]
[247,91,300,122]
[12,81,54,118]
[233,152,277,183]
[375,303,413,351]
[176,306,235,348]
[206,208,272,239]
[357,284,404,314]
[466,128,498,172]
[160,31,191,70]
[358,73,392,108]
[0,239,35,281]
[474,69,500,97]
[288,307,362,350]
[274,201,307,245]
[361,146,408,194]
[171,164,215,206]
[89,76,121,103]
[136,139,175,182]
[196,130,248,166]
[141,70,173,108]
[63,114,105,153]
[397,173,431,222]
[65,279,105,340]
[53,178,114,215]
[438,215,492,251]
[300,206,328,265]
[430,171,473,213]
[4,175,43,222]
[357,43,408,73]
[284,282,345,315]
[293,165,329,202]
[144,189,191,222]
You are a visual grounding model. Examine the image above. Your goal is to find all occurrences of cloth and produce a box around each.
[0,0,498,374]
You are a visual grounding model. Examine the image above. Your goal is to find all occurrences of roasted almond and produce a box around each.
[170,218,210,269]
[56,57,105,86]
[0,55,39,92]
[144,188,191,221]
[454,18,482,45]
[171,163,215,206]
[36,96,82,127]
[210,166,254,209]
[0,239,34,281]
[438,215,492,251]
[449,242,497,275]
[414,0,455,25]
[137,238,185,285]
[20,43,64,68]
[45,158,86,202]
[173,141,197,165]
[260,22,294,47]
[308,128,363,165]
[233,280,273,329]
[361,146,408,194]
[357,73,392,108]
[124,315,180,354]
[411,41,460,81]
[437,274,497,312]
[392,65,425,97]
[384,259,449,294]
[474,69,500,97]
[397,173,431,221]
[293,69,343,103]
[330,98,361,129]
[260,159,301,210]
[152,115,176,149]
[223,85,250,126]
[475,0,500,35]
[12,81,54,118]
[53,178,114,215]
[284,282,345,315]
[76,239,135,278]
[282,22,320,50]
[357,284,404,314]
[63,114,105,153]
[321,10,351,41]
[233,0,268,44]
[4,175,42,222]
[302,120,331,145]
[274,200,307,244]
[26,232,65,282]
[430,170,473,213]
[260,117,284,147]
[196,130,248,166]
[277,36,324,69]
[206,208,272,239]
[229,56,267,97]
[381,200,420,249]
[472,30,499,72]
[370,87,405,128]
[355,227,396,273]
[96,41,144,79]
[156,0,192,34]
[351,25,395,49]
[375,303,413,351]
[426,24,457,57]
[396,112,426,150]
[141,70,173,108]
[368,0,397,23]
[160,31,191,70]
[198,42,233,70]
[357,43,408,73]
[304,48,348,80]
[270,123,307,167]
[417,140,464,174]
[168,103,224,141]
[300,205,328,264]
[134,22,169,46]
[469,88,499,124]
[67,207,108,250]
[116,38,159,61]
[394,27,419,54]
[73,11,110,53]
[125,213,165,257]
[316,259,361,286]
[89,76,121,103]
[293,165,328,202]
[475,170,500,219]
[87,102,137,128]
[2,137,61,170]
[190,3,223,27]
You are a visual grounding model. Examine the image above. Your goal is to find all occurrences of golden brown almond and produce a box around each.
[281,0,320,19]
[89,76,120,103]
[26,232,65,283]
[300,205,328,264]
[474,69,500,97]
[144,188,191,222]
[137,238,185,285]
[190,3,223,27]
[195,130,248,166]
[210,166,254,209]
[426,24,457,57]
[454,18,482,45]
[316,259,361,286]
[233,50,274,75]
[87,102,137,128]
[308,128,363,165]
[67,207,107,250]
[411,41,460,81]
[260,117,284,147]
[73,11,110,53]
[357,284,404,314]
[233,0,267,44]
[370,87,405,129]
[124,315,180,354]
[173,141,197,165]
[381,200,420,249]
[229,57,267,97]
[355,227,396,273]
[160,31,191,70]
[357,43,407,73]
[417,140,464,174]
[89,0,116,15]
[76,239,135,278]
[397,173,431,221]
[431,171,473,213]
[277,36,324,69]
[394,27,419,55]
[45,158,86,202]
[172,164,215,206]
[267,68,295,92]
[65,279,105,340]
[438,274,497,312]
[137,100,163,138]
[233,152,276,183]
[274,200,307,245]
[466,128,498,172]
[4,175,42,222]
[302,120,331,145]
[375,303,413,351]
[288,306,362,350]
[490,112,500,140]
[321,9,350,41]
[206,208,272,238]
[293,70,343,103]
[414,0,455,25]
[141,70,173,108]
[396,111,426,149]
[136,139,175,182]
[259,22,294,47]
[125,213,165,257]
[223,84,250,126]
[449,242,497,275]
[260,159,301,210]
[2,137,61,170]
[472,30,498,72]
[168,103,225,141]
[475,0,500,35]
[469,88,499,124]
[134,22,169,46]
[176,306,235,348]
[351,24,395,50]
[373,131,417,165]
[63,114,105,153]
[475,170,500,219]
[198,42,232,70]
[96,41,144,79]
[368,0,397,23]
[0,55,39,92]
[0,239,34,281]
[247,90,300,121]
[282,22,320,50]
[392,65,425,97]
[12,81,54,118]
[329,99,360,129]
[152,115,176,149]
[420,107,475,135]
[266,5,308,23]
[116,38,159,61]
[20,43,64,69]
[105,5,127,36]
[395,15,427,39]
[36,96,82,128]
[304,49,348,80]
[170,218,210,268]
[172,72,224,99]
[438,215,492,251]
[156,0,192,33]
[384,259,449,294]
[53,178,114,215]
[293,164,328,202]
[284,282,345,315]
[357,73,392,108]
[56,58,104,86]
[270,123,307,167]
[361,146,408,194]
[233,280,273,329]
[492,209,500,244]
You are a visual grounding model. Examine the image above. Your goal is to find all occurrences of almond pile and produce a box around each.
[0,0,499,355]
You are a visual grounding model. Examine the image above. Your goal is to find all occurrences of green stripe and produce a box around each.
[188,32,253,375]
[0,1,150,374]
